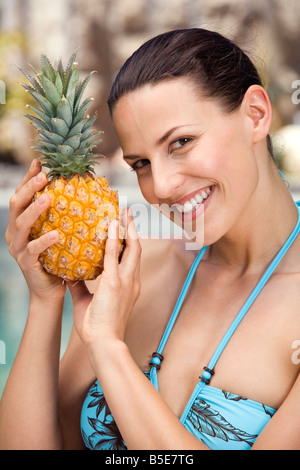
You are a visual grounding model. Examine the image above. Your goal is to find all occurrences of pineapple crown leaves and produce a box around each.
[19,49,104,178]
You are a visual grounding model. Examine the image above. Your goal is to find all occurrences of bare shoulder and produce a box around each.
[276,235,300,308]
[276,225,300,270]
[270,234,300,364]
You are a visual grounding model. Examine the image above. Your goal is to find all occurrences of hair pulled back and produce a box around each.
[108,28,273,156]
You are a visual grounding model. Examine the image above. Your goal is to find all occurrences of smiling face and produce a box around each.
[112,77,260,245]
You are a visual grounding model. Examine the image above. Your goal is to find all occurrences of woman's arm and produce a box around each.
[71,214,209,450]
[252,372,300,450]
[89,339,208,450]
[58,289,97,450]
[0,297,64,450]
[0,161,66,449]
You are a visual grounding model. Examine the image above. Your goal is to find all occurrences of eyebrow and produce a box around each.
[123,154,141,161]
[123,126,186,161]
[156,126,183,146]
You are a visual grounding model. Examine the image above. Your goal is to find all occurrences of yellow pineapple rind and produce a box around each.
[30,173,125,281]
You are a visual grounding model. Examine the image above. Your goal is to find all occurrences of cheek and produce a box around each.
[187,135,233,180]
[195,124,255,184]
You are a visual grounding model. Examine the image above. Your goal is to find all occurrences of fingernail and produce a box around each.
[35,172,43,183]
[37,194,46,205]
[108,220,119,238]
[48,231,58,240]
[30,160,36,170]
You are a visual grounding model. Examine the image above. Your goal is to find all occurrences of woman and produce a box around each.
[1,28,300,450]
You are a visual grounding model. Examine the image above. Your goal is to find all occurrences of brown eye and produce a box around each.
[131,159,150,172]
[169,137,192,153]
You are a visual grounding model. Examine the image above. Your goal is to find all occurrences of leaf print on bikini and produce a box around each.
[187,397,258,447]
[83,382,127,450]
[223,390,276,418]
[222,390,247,402]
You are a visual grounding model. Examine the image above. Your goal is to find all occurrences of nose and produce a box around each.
[151,158,184,202]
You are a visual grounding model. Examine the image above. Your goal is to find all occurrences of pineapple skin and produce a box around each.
[30,172,124,281]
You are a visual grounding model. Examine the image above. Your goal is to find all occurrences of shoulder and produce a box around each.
[278,232,300,275]
[269,235,300,370]
[274,234,300,313]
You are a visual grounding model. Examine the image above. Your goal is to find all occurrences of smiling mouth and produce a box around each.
[172,186,214,214]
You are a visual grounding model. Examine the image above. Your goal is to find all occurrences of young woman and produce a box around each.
[1,28,300,450]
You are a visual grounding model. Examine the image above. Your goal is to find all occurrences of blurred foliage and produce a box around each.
[0,30,30,117]
[0,30,35,164]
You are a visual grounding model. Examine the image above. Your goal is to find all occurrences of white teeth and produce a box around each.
[183,202,193,214]
[195,194,203,204]
[173,187,212,213]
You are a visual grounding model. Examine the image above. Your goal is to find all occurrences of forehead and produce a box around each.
[112,78,217,144]
[113,78,200,117]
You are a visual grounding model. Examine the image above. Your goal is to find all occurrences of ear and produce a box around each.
[241,85,272,144]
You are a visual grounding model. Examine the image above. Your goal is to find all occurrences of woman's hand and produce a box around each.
[71,209,141,351]
[5,160,66,301]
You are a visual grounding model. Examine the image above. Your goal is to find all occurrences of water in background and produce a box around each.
[0,208,73,398]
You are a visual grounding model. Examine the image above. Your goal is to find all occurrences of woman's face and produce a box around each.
[112,77,259,245]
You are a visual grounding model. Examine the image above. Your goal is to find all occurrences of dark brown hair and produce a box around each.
[108,28,273,157]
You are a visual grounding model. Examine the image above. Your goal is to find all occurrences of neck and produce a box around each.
[208,159,298,275]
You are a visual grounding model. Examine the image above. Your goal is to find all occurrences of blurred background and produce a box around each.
[1,0,300,398]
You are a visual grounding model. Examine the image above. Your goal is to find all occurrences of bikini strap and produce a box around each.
[149,245,208,388]
[150,202,300,389]
[200,203,300,385]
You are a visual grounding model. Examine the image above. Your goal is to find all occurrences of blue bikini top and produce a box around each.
[81,201,300,450]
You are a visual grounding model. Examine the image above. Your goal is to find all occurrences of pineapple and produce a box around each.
[20,50,124,281]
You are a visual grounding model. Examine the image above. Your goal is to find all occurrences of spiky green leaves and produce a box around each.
[19,50,103,178]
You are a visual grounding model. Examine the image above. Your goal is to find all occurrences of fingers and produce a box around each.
[17,230,59,270]
[6,190,51,256]
[103,219,120,277]
[13,192,51,251]
[6,161,49,253]
[103,209,141,276]
[5,161,59,277]
[15,159,41,193]
[119,208,141,275]
[9,167,48,218]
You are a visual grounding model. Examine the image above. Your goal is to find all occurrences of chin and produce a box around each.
[202,221,228,247]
